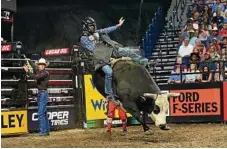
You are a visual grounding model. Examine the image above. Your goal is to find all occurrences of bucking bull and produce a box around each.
[79,34,180,134]
[93,59,180,134]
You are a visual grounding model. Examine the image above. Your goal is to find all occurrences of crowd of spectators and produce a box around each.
[168,0,227,84]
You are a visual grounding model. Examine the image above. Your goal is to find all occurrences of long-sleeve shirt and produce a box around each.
[28,70,50,90]
[80,24,120,52]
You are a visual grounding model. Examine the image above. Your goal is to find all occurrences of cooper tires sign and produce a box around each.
[28,106,76,131]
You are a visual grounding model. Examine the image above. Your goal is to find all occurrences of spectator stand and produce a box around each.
[141,0,187,85]
[141,6,164,58]
[145,0,227,124]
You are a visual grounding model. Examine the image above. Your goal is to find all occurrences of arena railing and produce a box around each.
[142,6,164,58]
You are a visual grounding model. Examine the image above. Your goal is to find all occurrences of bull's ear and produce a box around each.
[168,93,180,97]
[143,93,157,99]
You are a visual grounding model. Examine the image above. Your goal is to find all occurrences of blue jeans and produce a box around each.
[37,91,50,135]
[118,47,148,65]
[102,65,113,95]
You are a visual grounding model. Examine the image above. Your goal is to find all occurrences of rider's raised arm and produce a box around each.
[97,24,121,34]
[80,36,95,52]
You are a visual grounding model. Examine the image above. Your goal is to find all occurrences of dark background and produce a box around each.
[2,0,171,54]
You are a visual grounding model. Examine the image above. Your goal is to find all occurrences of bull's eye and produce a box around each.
[153,105,160,114]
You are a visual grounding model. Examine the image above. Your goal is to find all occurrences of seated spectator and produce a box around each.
[212,12,219,24]
[199,44,207,59]
[193,46,205,60]
[208,26,222,43]
[208,45,221,59]
[198,24,210,47]
[189,29,197,40]
[189,52,201,68]
[190,33,199,46]
[219,22,227,37]
[216,5,225,26]
[198,65,213,82]
[185,63,200,83]
[178,37,194,57]
[220,37,227,49]
[193,11,200,22]
[224,9,227,23]
[168,66,185,84]
[173,56,188,73]
[212,0,225,13]
[210,37,221,52]
[193,39,202,49]
[220,48,227,60]
[182,23,194,39]
[202,5,211,25]
[217,4,225,17]
[214,61,227,81]
[199,52,216,71]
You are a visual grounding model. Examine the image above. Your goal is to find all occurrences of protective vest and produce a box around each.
[79,33,122,70]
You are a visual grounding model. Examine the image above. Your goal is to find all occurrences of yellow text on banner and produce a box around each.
[1,110,28,135]
[84,74,131,120]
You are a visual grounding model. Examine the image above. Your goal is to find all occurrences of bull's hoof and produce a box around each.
[159,124,171,130]
[144,130,154,135]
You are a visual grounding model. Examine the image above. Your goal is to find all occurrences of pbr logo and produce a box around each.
[32,111,69,126]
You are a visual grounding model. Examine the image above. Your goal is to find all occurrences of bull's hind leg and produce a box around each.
[122,99,153,134]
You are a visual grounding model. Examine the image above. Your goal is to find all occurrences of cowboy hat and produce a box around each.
[35,58,49,66]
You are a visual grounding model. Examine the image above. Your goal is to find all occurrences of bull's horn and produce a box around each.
[143,93,157,99]
[168,93,180,97]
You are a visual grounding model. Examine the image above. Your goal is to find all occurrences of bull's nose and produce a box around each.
[159,124,170,130]
[159,124,166,129]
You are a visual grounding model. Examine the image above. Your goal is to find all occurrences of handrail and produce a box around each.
[142,6,164,58]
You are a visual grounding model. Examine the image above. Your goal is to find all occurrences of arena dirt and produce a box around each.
[1,124,227,148]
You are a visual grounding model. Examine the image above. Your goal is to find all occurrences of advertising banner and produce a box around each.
[1,110,28,135]
[1,44,12,52]
[223,82,227,121]
[28,105,76,132]
[44,48,70,56]
[169,89,221,116]
[84,74,131,120]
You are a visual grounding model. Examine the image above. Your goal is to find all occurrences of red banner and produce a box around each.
[1,44,12,52]
[169,89,221,116]
[44,48,70,56]
[224,82,227,121]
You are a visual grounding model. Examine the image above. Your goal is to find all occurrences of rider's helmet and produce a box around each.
[82,17,97,34]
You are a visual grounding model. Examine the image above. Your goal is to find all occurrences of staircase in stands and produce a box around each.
[147,0,192,85]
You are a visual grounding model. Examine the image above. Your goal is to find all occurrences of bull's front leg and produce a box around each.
[122,99,153,135]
